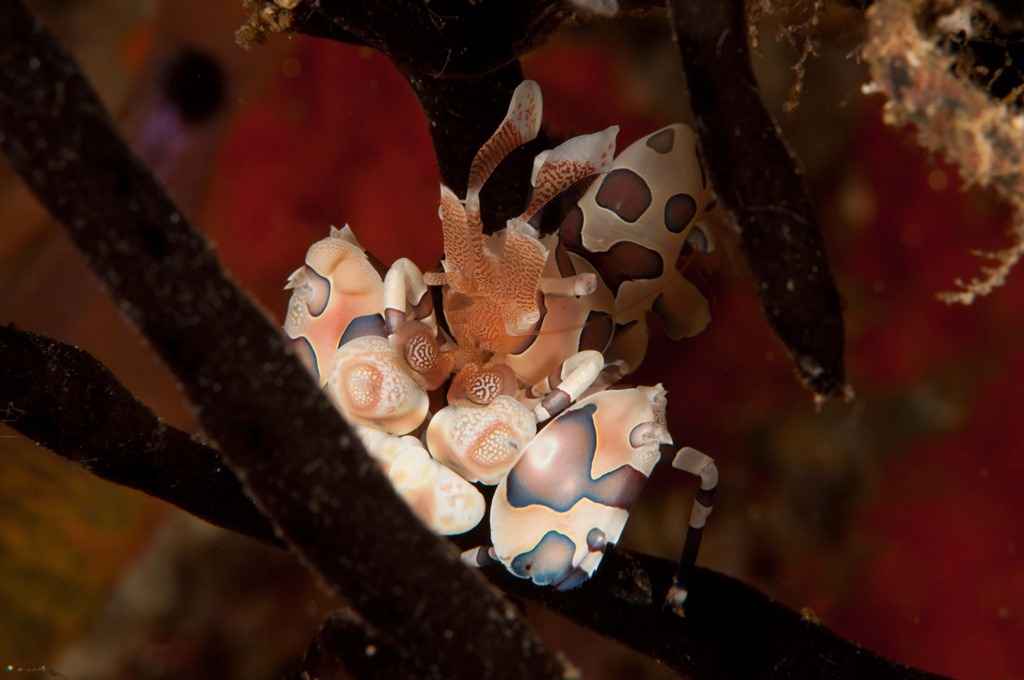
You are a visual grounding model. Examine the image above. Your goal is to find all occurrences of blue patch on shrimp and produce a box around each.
[505,404,647,512]
[509,531,576,585]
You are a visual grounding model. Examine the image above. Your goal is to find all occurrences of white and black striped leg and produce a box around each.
[530,350,604,422]
[666,446,718,616]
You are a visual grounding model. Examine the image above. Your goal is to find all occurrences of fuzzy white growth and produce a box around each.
[567,0,618,17]
[666,585,689,615]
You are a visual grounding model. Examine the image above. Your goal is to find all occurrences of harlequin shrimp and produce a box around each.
[283,80,718,613]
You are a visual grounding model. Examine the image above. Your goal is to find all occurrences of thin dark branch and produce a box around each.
[668,0,847,398]
[284,609,423,680]
[489,549,949,680]
[289,5,366,46]
[0,324,281,548]
[287,0,669,62]
[0,327,945,679]
[297,0,570,78]
[0,3,563,679]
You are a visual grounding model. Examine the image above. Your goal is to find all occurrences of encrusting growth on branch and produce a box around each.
[863,0,1024,304]
[668,0,848,398]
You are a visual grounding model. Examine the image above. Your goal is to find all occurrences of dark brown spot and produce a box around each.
[595,169,652,223]
[665,194,697,234]
[553,242,575,278]
[560,205,663,295]
[558,205,584,249]
[578,311,613,353]
[585,241,663,296]
[645,128,675,154]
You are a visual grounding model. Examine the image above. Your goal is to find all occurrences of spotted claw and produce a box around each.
[489,385,670,587]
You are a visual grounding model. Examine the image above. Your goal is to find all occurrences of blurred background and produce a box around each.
[1,1,1021,677]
